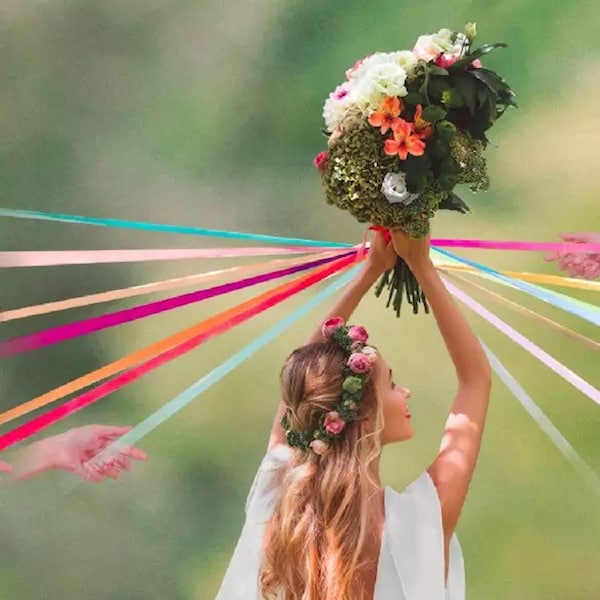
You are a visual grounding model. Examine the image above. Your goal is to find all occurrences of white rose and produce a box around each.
[350,52,396,80]
[381,172,420,206]
[351,62,408,111]
[389,50,419,74]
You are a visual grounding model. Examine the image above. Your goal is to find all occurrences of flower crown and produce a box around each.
[281,317,378,455]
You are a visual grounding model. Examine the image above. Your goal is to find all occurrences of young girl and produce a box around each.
[217,230,491,600]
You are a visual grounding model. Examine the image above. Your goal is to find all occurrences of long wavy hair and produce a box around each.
[259,340,384,600]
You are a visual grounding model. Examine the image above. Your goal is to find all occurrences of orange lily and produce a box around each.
[413,105,433,139]
[384,119,426,160]
[368,96,404,134]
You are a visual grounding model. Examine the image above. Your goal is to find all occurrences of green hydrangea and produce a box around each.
[451,132,490,192]
[322,126,448,238]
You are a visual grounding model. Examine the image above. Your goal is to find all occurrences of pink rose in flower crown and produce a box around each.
[347,352,372,374]
[347,325,369,344]
[324,411,346,435]
[362,346,378,363]
[321,316,345,339]
[313,151,328,172]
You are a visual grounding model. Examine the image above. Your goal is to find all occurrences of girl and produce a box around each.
[217,230,491,599]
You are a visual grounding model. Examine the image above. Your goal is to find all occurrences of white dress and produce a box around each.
[216,445,465,600]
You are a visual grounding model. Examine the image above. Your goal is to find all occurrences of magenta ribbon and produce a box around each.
[430,238,600,253]
[0,250,355,357]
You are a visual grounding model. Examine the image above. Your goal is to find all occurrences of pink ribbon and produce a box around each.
[431,239,600,254]
[0,246,340,268]
[0,254,358,451]
[443,277,600,406]
[0,251,354,357]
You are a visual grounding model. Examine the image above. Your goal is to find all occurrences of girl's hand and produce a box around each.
[365,230,397,275]
[390,229,432,267]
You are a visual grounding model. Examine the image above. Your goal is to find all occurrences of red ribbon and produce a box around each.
[368,226,392,244]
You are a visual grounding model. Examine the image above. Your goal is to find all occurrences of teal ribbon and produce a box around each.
[0,208,353,248]
[432,248,600,326]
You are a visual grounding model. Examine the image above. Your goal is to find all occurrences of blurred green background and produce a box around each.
[1,1,599,598]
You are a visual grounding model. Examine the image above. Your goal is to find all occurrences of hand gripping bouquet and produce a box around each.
[314,23,516,315]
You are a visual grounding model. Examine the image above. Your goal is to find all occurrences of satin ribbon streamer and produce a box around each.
[482,343,600,497]
[433,261,600,291]
[1,253,339,322]
[0,257,353,425]
[84,265,362,470]
[0,246,341,268]
[443,278,600,406]
[431,238,600,254]
[434,248,600,326]
[443,272,600,352]
[0,254,359,440]
[0,208,352,248]
[0,252,354,357]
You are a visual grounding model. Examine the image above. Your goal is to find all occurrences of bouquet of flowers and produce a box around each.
[314,23,516,315]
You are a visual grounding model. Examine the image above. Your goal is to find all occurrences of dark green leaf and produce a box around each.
[421,104,447,122]
[428,77,452,102]
[403,91,427,106]
[469,68,503,94]
[426,65,449,77]
[449,42,508,70]
[439,192,471,213]
[451,72,478,114]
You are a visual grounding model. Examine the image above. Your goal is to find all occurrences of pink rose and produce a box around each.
[347,325,368,344]
[310,439,329,455]
[435,54,459,68]
[324,411,346,436]
[413,35,442,62]
[313,151,328,172]
[347,352,371,374]
[434,55,482,69]
[321,316,345,339]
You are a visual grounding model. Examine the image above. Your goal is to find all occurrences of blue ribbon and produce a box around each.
[432,247,600,326]
[0,208,353,248]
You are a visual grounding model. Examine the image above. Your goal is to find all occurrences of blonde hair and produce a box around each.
[259,341,384,600]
